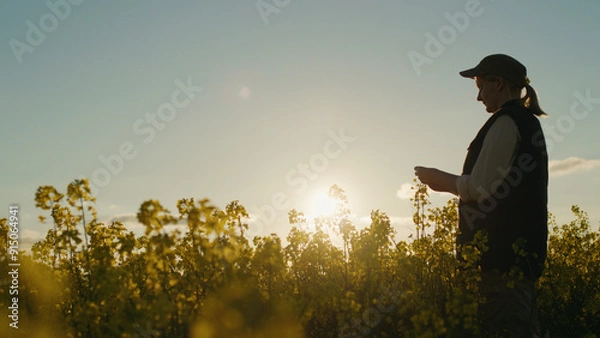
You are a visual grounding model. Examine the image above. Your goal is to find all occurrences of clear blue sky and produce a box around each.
[2,0,599,248]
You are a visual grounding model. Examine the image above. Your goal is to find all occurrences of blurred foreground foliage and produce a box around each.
[1,179,598,337]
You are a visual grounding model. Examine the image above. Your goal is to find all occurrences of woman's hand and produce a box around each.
[414,166,459,195]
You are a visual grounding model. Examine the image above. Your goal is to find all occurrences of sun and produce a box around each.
[308,190,338,218]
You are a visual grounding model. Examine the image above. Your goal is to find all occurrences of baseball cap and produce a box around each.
[459,54,528,87]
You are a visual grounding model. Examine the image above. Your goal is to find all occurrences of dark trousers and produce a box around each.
[479,271,541,337]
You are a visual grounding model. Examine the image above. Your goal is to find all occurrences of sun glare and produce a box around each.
[309,191,338,218]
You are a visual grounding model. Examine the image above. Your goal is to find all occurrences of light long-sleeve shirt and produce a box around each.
[456,115,520,203]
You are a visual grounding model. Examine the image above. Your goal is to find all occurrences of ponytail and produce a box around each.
[519,84,547,116]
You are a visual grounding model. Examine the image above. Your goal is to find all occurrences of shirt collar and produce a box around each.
[501,99,521,108]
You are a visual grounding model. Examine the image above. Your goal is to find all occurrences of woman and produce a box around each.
[414,54,548,336]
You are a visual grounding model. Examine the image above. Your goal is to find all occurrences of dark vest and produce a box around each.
[457,100,548,279]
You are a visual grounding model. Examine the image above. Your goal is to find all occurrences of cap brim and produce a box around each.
[459,68,479,78]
